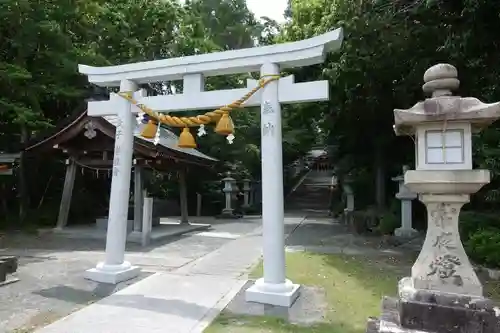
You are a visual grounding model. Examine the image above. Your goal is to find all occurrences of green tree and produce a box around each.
[281,0,498,208]
[183,0,261,50]
[0,0,95,222]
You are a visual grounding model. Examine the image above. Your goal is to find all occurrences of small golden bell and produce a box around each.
[141,120,158,139]
[178,127,197,148]
[215,113,234,136]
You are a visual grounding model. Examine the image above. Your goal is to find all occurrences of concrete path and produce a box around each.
[32,216,305,333]
[0,217,257,332]
[34,271,246,333]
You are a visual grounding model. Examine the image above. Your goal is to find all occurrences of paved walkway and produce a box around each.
[0,217,258,332]
[32,216,305,333]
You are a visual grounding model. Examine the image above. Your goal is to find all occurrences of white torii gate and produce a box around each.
[78,28,343,307]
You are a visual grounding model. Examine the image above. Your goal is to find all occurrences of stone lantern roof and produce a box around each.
[393,63,500,135]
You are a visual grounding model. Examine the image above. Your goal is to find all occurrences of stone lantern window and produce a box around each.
[416,122,472,170]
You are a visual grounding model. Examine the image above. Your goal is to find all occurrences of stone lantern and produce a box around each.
[220,171,239,218]
[392,165,418,238]
[368,64,500,333]
[241,178,252,211]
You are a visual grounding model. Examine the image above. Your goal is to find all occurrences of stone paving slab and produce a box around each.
[35,272,247,333]
[50,222,211,243]
[175,231,263,278]
[194,231,242,239]
[176,216,305,277]
[286,244,407,257]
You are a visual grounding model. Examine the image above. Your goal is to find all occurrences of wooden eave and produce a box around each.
[24,109,216,168]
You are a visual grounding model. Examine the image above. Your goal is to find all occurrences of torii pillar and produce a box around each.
[78,28,343,306]
[84,79,141,283]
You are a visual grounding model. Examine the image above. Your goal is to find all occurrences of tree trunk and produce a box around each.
[374,144,385,211]
[1,182,8,216]
[18,124,29,224]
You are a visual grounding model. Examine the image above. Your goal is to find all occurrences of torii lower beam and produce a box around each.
[78,28,343,306]
[86,75,329,117]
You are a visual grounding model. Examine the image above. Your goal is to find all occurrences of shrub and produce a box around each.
[465,228,500,269]
[460,211,500,242]
[351,209,379,234]
[377,211,400,235]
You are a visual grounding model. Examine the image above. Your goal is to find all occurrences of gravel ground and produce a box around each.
[0,217,262,333]
[0,254,152,333]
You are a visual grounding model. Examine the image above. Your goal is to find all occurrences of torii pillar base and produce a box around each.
[85,261,140,284]
[245,278,300,307]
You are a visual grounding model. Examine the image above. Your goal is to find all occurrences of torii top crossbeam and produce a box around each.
[79,29,343,116]
[79,29,343,86]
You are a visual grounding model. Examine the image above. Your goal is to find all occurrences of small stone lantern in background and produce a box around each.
[220,171,239,218]
[241,178,252,211]
[368,64,500,333]
[341,175,354,224]
[392,165,418,238]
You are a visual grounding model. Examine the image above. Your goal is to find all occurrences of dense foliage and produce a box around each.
[283,0,500,206]
[0,0,317,226]
[281,0,500,267]
[1,0,500,266]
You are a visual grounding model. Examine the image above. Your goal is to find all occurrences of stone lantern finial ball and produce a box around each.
[422,63,460,96]
[423,64,458,82]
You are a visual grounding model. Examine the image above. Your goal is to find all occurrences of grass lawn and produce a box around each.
[205,252,500,333]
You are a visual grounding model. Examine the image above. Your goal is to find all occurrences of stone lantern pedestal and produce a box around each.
[392,166,418,239]
[367,64,500,333]
[341,176,355,225]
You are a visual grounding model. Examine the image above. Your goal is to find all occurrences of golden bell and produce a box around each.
[141,120,158,139]
[178,127,197,148]
[215,113,234,136]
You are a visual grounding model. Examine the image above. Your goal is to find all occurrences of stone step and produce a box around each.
[287,197,330,202]
[288,202,330,206]
[285,169,336,213]
[369,295,500,333]
[0,256,18,274]
[0,261,6,283]
[0,256,18,285]
[286,205,330,210]
[287,197,330,201]
[288,196,330,200]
